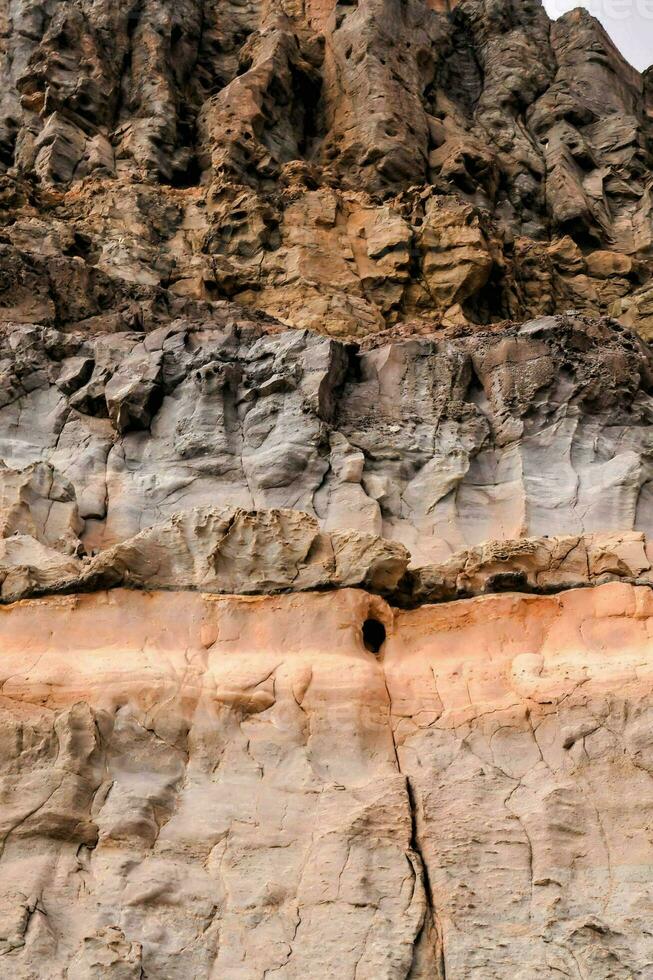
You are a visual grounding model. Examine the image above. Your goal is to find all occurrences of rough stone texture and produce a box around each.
[1,0,653,337]
[0,314,650,565]
[1,0,653,976]
[3,503,653,607]
[0,505,411,604]
[0,460,82,554]
[0,584,652,978]
[409,529,653,602]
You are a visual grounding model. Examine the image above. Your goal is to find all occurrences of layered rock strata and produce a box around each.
[1,0,653,976]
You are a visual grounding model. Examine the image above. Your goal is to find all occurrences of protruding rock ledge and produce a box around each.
[407,531,653,604]
[1,504,651,607]
[0,507,409,604]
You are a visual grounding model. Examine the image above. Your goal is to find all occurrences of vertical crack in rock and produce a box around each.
[405,779,447,980]
[383,660,447,979]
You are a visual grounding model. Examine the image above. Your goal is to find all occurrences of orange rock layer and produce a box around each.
[0,584,651,977]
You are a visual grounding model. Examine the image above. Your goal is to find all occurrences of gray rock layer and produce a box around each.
[0,314,651,567]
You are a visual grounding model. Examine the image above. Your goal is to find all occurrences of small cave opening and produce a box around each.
[362,618,386,654]
[167,153,203,188]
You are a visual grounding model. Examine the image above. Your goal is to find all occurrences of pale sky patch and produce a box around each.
[543,0,653,71]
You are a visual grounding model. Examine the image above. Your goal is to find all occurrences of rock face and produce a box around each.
[3,503,653,606]
[0,314,651,564]
[1,584,653,978]
[1,0,653,977]
[1,0,653,337]
[0,505,412,603]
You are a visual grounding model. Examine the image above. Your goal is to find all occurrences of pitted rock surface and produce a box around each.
[1,0,653,335]
[1,3,653,978]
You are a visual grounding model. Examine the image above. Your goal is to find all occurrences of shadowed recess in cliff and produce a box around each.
[362,617,386,652]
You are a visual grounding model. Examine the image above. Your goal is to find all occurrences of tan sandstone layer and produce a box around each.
[0,583,651,977]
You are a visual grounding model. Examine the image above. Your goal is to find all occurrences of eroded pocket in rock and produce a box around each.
[362,617,386,654]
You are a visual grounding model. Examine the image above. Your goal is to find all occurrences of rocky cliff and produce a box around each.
[3,583,653,979]
[2,0,653,338]
[1,0,653,976]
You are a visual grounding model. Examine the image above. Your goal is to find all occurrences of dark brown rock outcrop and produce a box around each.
[1,0,653,336]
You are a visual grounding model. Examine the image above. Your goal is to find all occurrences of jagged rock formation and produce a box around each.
[1,0,653,337]
[1,0,653,977]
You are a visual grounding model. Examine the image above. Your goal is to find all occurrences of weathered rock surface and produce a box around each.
[0,314,651,565]
[1,0,653,336]
[409,528,653,599]
[83,506,409,597]
[0,584,652,978]
[0,505,410,603]
[3,502,653,607]
[1,1,653,976]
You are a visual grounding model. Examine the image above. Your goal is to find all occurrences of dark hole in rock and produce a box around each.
[362,618,386,654]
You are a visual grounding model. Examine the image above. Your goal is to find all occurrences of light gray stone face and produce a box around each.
[0,315,650,565]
